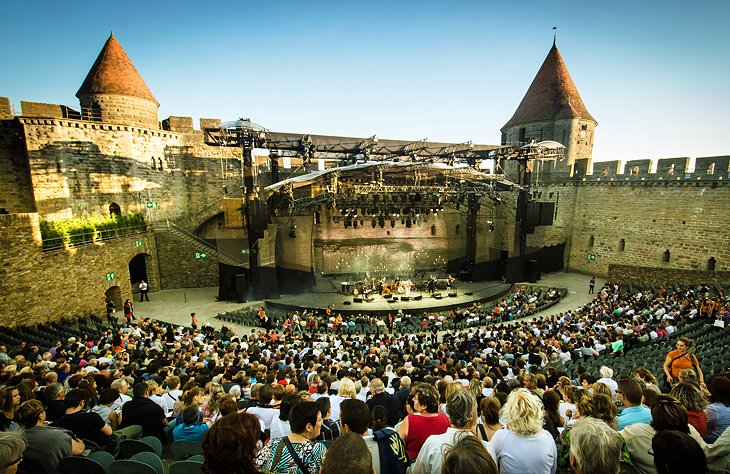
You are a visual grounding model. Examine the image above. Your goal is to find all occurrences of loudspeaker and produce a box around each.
[432,292,441,298]
[391,296,398,301]
[383,294,392,299]
[413,295,423,301]
[464,291,473,296]
[353,297,363,303]
[401,296,410,301]
[343,300,351,305]
[448,292,457,298]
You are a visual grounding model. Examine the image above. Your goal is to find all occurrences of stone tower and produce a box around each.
[501,40,596,168]
[76,33,159,129]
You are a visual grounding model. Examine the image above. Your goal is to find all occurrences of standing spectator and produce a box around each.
[588,277,595,294]
[491,388,557,474]
[123,299,135,322]
[139,280,149,301]
[190,312,198,330]
[663,338,703,389]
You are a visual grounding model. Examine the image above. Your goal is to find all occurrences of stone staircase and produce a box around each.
[152,221,248,268]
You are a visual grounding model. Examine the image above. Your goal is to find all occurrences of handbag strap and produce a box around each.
[283,437,310,474]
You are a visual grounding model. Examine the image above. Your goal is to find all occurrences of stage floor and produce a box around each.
[265,281,513,316]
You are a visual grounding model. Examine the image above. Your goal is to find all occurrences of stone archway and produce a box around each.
[129,253,150,292]
[104,285,122,313]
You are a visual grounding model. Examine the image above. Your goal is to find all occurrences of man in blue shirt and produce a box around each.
[616,378,652,431]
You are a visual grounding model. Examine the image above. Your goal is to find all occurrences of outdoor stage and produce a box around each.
[265,280,513,317]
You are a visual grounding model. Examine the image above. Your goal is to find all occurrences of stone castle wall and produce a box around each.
[79,94,159,129]
[0,120,35,213]
[0,213,158,326]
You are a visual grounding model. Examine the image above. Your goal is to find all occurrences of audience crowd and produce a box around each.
[0,282,728,473]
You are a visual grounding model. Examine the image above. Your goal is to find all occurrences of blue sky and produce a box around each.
[1,0,729,165]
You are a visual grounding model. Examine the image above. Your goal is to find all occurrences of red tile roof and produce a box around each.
[76,33,158,105]
[502,43,595,130]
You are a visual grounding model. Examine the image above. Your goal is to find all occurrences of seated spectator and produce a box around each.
[477,396,503,441]
[705,375,730,443]
[413,390,496,474]
[120,382,168,443]
[255,401,326,473]
[0,387,19,432]
[441,431,499,474]
[340,398,410,474]
[15,399,84,473]
[247,384,278,430]
[314,397,340,442]
[270,394,299,440]
[366,378,401,427]
[321,432,372,474]
[621,395,705,474]
[491,388,557,474]
[202,412,261,474]
[396,383,450,460]
[579,393,617,430]
[173,404,209,443]
[110,378,132,413]
[542,390,564,439]
[0,431,25,474]
[670,382,709,438]
[162,375,182,417]
[652,430,707,474]
[569,416,623,474]
[51,388,115,451]
[617,377,652,431]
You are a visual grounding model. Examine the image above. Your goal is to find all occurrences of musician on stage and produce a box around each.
[427,276,436,294]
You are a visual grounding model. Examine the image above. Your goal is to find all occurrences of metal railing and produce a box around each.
[41,225,148,252]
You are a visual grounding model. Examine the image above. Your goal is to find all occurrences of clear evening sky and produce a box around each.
[1,0,728,165]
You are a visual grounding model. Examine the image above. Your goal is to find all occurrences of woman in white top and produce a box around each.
[329,378,357,422]
[491,388,557,474]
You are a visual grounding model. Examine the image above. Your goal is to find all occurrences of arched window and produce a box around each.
[588,235,595,247]
[109,203,121,217]
[707,257,716,271]
[663,250,671,263]
[618,239,625,251]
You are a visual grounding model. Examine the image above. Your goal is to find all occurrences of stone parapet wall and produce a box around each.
[608,264,730,287]
[567,184,730,277]
[0,213,158,325]
[0,120,35,213]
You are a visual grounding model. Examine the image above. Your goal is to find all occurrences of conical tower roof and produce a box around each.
[502,42,594,130]
[76,33,158,105]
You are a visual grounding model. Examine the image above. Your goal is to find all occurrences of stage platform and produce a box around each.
[265,281,513,316]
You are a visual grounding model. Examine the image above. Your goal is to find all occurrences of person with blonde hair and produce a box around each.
[490,388,557,474]
[329,377,356,422]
